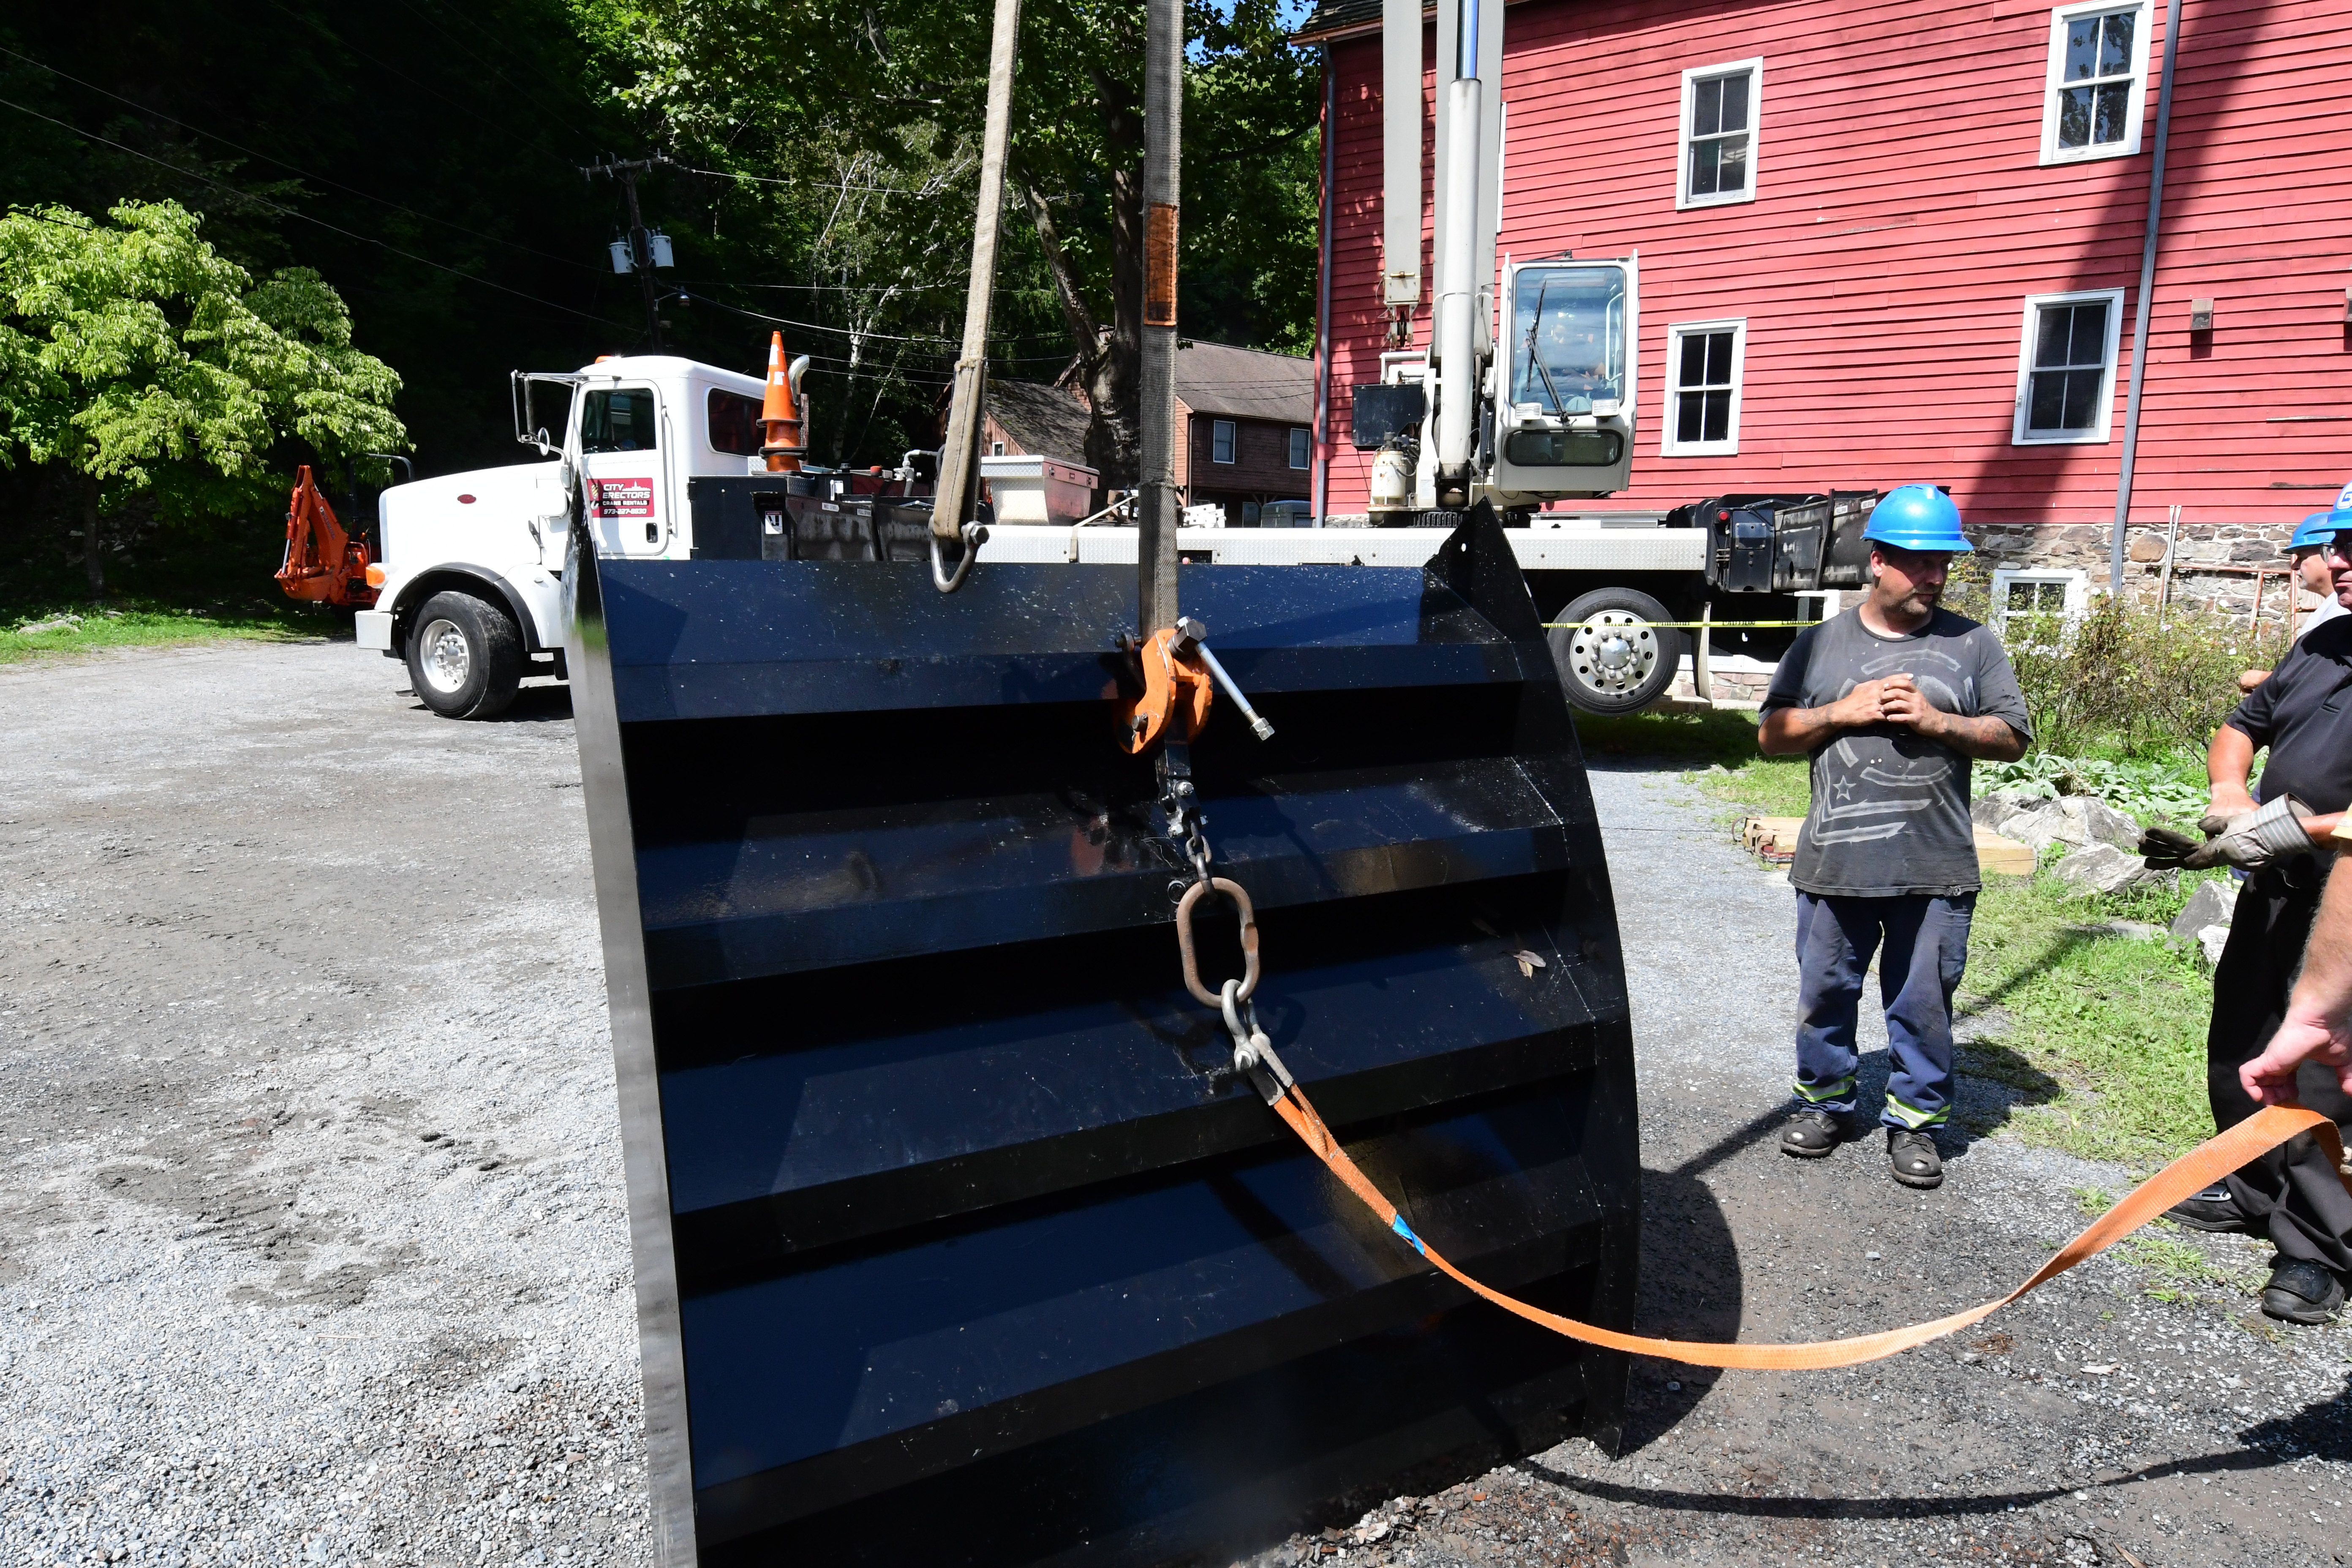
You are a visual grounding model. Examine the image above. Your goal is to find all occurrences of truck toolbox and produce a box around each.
[564,509,1640,1565]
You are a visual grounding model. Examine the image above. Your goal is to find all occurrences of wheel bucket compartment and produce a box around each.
[564,509,1639,1566]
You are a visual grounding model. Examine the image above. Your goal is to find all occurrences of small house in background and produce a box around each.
[1294,0,2352,619]
[1173,340,1317,526]
[984,341,1316,526]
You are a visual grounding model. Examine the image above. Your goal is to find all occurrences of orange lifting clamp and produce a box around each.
[1116,621,1216,755]
[1115,616,1275,756]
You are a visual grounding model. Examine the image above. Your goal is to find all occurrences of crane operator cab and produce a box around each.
[1489,257,1637,505]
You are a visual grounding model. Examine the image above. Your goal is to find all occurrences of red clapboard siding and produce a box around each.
[1315,0,2352,528]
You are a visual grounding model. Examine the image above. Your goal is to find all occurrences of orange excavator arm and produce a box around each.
[276,464,378,609]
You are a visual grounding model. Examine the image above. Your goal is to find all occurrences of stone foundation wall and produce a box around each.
[1968,520,2327,628]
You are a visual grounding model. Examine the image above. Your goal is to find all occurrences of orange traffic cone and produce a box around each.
[760,331,804,473]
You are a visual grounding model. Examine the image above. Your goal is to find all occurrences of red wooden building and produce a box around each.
[1297,0,2352,567]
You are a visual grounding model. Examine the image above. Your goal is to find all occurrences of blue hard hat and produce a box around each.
[1863,484,1972,553]
[2292,509,2352,550]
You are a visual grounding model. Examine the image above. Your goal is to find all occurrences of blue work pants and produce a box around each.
[1791,892,1975,1130]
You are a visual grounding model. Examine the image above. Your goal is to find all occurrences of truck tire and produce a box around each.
[405,590,523,720]
[1547,587,1684,715]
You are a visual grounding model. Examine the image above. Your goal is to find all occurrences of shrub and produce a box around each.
[1998,593,2254,758]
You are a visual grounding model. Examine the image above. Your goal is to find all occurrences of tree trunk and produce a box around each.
[1013,65,1148,490]
[80,470,104,597]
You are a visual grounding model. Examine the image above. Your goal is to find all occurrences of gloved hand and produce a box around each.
[2178,793,2313,871]
[2138,823,2203,869]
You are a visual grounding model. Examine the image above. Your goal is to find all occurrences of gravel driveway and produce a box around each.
[3,641,2347,1568]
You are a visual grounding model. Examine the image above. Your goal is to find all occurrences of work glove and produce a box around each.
[2147,794,2314,871]
[2197,810,2250,837]
[2137,824,2203,869]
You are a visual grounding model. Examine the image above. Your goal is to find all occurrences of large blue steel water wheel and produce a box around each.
[565,504,1639,1566]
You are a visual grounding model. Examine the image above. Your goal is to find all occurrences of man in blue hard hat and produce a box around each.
[2235,510,2350,691]
[2150,507,2352,1321]
[1758,484,2032,1189]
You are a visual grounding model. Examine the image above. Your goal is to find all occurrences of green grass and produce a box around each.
[1576,708,1813,819]
[0,597,332,664]
[1958,870,2222,1165]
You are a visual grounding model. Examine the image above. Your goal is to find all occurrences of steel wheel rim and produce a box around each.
[1566,611,1659,698]
[420,618,471,695]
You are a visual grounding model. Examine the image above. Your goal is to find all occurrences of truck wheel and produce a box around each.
[405,591,523,720]
[1547,588,1684,715]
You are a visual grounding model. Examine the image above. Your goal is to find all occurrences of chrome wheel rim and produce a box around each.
[1565,611,1660,700]
[419,618,471,695]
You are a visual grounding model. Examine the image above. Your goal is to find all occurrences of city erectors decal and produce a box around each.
[587,476,656,520]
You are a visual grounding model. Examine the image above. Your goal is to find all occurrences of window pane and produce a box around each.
[1508,264,1629,411]
[1701,389,1731,442]
[2028,369,2069,431]
[2099,11,2135,73]
[1714,135,1748,192]
[581,388,657,453]
[1693,77,1722,136]
[2092,81,2130,143]
[1703,330,1734,385]
[2061,366,2104,429]
[2068,299,2109,366]
[1677,391,1706,443]
[2058,85,2092,148]
[2064,17,2100,79]
[1288,428,1309,468]
[2034,305,2075,369]
[1213,420,1236,462]
[1678,332,1709,388]
[707,389,762,456]
[1688,138,1720,196]
[1717,72,1749,133]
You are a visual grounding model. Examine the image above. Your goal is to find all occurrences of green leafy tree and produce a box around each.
[0,199,405,593]
[573,0,1318,482]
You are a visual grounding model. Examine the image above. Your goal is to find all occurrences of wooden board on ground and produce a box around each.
[1737,814,2035,877]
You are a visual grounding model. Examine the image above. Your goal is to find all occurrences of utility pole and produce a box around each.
[583,155,671,353]
[1138,0,1183,632]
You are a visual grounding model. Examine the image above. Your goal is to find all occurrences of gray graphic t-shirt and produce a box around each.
[1759,607,2032,898]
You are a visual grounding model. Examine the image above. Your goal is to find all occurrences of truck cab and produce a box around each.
[355,355,768,717]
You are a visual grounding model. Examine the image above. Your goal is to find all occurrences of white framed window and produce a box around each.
[1211,419,1237,464]
[1661,319,1746,455]
[1677,58,1762,210]
[1287,427,1310,469]
[1990,568,2090,638]
[2012,289,2124,444]
[2038,1,2152,165]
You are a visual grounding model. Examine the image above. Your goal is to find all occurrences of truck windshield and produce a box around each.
[582,388,659,453]
[1509,267,1627,415]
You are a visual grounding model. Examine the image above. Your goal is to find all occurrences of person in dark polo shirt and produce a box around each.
[1759,486,2032,1190]
[2155,512,2352,1322]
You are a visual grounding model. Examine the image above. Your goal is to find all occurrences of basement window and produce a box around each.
[1991,568,2089,640]
[1212,420,1237,464]
[1677,59,1761,210]
[1661,320,1745,456]
[2012,289,2123,444]
[2039,2,2151,164]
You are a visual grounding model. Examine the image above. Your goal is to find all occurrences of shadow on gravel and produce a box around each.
[396,684,574,723]
[1615,1108,1783,1454]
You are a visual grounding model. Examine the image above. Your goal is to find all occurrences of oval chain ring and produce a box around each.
[1173,877,1260,1009]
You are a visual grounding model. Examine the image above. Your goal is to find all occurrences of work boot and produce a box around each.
[1780,1108,1853,1159]
[1886,1127,1943,1189]
[2259,1259,2345,1325]
[2163,1183,2253,1235]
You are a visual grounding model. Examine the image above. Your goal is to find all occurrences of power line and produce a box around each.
[0,93,615,326]
[673,162,936,197]
[0,44,602,272]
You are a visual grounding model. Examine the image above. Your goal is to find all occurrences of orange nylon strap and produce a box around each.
[1268,1090,2346,1370]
